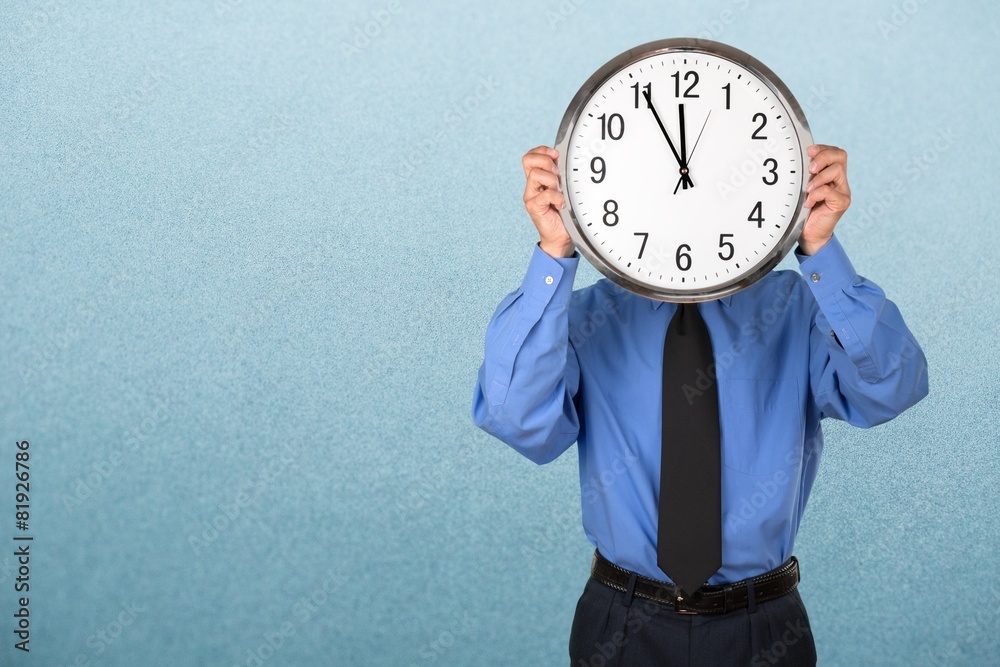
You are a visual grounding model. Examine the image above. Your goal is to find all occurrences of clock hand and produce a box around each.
[642,89,686,172]
[678,103,688,171]
[675,108,710,194]
[672,103,695,194]
[687,110,711,164]
[672,172,685,196]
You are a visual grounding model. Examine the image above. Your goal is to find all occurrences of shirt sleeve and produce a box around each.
[471,243,582,464]
[796,235,929,427]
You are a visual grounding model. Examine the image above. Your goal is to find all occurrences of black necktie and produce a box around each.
[657,302,722,598]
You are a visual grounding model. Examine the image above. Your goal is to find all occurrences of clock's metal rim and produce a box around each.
[554,37,813,303]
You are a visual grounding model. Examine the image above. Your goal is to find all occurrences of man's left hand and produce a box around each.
[800,144,851,255]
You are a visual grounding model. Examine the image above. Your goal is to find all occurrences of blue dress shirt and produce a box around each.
[471,235,928,585]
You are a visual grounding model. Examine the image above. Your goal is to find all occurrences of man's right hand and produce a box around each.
[522,146,575,258]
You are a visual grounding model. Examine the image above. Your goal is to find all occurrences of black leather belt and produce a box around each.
[590,549,800,614]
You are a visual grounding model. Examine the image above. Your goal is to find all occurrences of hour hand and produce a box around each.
[643,89,684,169]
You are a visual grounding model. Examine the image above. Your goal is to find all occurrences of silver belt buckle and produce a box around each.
[672,594,698,615]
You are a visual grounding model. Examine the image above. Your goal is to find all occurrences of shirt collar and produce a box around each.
[650,294,733,309]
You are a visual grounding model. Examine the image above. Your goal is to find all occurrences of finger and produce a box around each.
[522,153,558,178]
[806,146,847,176]
[807,147,847,175]
[804,183,851,212]
[806,143,839,157]
[526,144,557,158]
[525,187,565,218]
[523,147,559,177]
[806,162,848,195]
[523,167,560,201]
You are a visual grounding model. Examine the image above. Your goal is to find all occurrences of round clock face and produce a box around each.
[554,39,812,302]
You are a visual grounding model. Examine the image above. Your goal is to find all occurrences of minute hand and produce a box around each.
[642,89,685,170]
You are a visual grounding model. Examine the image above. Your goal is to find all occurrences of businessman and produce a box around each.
[472,143,928,665]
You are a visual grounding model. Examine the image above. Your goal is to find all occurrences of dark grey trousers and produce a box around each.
[569,575,817,666]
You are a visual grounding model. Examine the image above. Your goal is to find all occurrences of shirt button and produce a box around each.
[811,273,820,282]
[545,276,554,285]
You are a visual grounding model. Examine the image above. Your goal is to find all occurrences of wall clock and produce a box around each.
[554,38,813,302]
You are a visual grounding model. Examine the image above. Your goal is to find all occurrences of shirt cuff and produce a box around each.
[521,243,579,306]
[794,235,858,299]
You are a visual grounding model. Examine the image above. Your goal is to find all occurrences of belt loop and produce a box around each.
[622,571,638,608]
[746,578,757,614]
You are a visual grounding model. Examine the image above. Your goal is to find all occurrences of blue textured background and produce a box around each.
[1,1,998,665]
